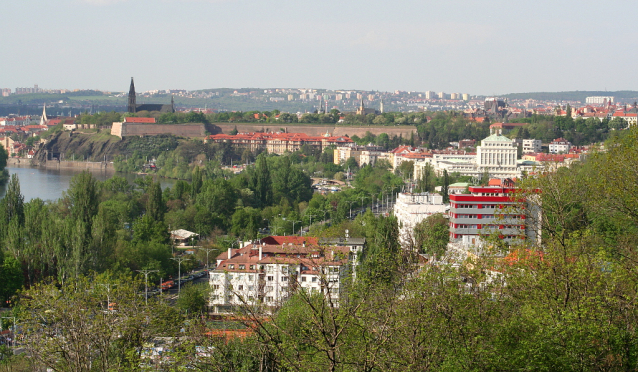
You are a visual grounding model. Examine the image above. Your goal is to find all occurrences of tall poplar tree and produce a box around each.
[252,154,272,208]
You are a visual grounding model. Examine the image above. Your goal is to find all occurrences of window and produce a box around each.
[312,277,317,282]
[248,274,254,281]
[301,276,307,282]
[239,264,245,270]
[248,285,254,291]
[213,285,220,290]
[266,286,273,292]
[238,285,243,290]
[249,265,255,270]
[267,276,274,282]
[228,264,235,269]
[282,276,288,281]
[266,296,273,302]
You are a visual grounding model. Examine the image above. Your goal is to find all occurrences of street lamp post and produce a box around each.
[292,220,302,235]
[346,200,356,219]
[136,269,159,305]
[170,256,189,297]
[98,283,117,312]
[306,214,318,234]
[359,196,367,214]
[198,247,216,273]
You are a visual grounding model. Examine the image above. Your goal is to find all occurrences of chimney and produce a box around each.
[259,246,263,261]
[228,247,232,260]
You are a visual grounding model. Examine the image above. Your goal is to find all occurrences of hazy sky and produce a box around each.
[3,0,637,95]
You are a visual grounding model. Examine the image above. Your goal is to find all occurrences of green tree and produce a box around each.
[146,180,165,222]
[442,169,450,203]
[251,154,272,208]
[417,163,435,192]
[176,282,208,315]
[413,213,449,257]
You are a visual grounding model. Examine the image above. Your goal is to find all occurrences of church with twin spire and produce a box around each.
[127,77,175,114]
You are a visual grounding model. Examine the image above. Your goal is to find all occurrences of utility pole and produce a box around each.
[98,283,117,312]
[170,256,189,297]
[136,269,159,305]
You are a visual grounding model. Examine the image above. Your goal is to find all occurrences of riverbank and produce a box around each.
[9,157,115,171]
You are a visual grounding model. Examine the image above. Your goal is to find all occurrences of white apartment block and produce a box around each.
[210,236,364,313]
[585,96,614,104]
[548,138,572,154]
[522,139,542,154]
[394,192,447,248]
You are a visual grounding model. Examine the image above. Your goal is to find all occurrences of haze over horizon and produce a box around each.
[4,0,637,95]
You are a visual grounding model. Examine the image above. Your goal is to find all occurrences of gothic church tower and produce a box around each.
[127,77,136,113]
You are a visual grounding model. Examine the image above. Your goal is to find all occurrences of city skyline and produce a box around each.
[3,0,638,95]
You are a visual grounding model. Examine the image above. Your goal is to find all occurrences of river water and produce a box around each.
[0,165,177,202]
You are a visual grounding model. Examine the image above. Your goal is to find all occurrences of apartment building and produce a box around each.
[393,192,446,248]
[548,138,572,154]
[448,179,540,248]
[210,236,365,313]
[522,139,542,154]
[207,132,353,155]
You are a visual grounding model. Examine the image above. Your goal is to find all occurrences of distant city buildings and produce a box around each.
[586,96,614,104]
[206,131,354,155]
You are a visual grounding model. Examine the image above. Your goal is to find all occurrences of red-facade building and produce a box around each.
[449,179,540,247]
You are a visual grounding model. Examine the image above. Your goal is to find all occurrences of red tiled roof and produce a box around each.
[124,117,156,123]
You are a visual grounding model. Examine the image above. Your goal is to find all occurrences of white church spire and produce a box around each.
[40,103,48,125]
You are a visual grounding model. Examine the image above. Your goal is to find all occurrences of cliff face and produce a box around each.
[33,132,125,164]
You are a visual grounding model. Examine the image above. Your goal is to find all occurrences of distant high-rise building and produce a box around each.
[367,94,375,101]
[462,93,470,101]
[450,93,459,100]
[425,91,435,99]
[1,88,10,97]
[335,94,343,101]
[437,92,446,99]
[586,96,615,104]
[380,99,384,114]
[288,94,294,101]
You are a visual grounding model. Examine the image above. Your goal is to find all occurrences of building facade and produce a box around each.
[548,138,572,154]
[208,132,354,155]
[522,139,542,154]
[448,180,540,248]
[209,236,364,313]
[393,193,447,248]
[476,128,519,179]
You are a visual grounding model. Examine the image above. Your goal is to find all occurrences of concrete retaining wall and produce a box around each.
[40,160,115,171]
[112,123,207,138]
[214,123,416,138]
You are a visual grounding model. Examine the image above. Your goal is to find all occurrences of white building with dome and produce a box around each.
[476,128,520,179]
[414,128,534,181]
